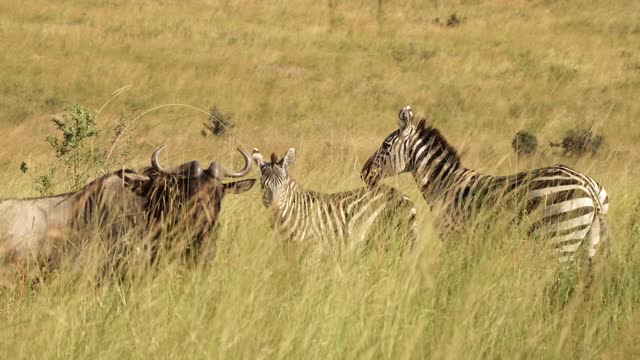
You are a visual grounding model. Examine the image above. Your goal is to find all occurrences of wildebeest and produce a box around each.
[0,146,256,267]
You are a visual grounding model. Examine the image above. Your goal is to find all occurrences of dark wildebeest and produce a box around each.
[0,146,256,269]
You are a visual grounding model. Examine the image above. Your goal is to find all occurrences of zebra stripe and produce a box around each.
[361,106,609,263]
[253,148,416,255]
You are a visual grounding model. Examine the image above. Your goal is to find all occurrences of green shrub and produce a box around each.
[551,128,604,157]
[201,105,235,138]
[20,105,101,194]
[45,105,100,191]
[446,13,461,27]
[433,13,463,27]
[511,130,538,155]
[34,168,55,196]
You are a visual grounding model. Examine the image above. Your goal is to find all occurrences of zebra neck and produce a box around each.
[408,130,464,205]
[274,179,304,214]
[411,166,468,205]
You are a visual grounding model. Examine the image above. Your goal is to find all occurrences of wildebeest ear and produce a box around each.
[282,148,295,169]
[120,171,151,195]
[224,179,256,194]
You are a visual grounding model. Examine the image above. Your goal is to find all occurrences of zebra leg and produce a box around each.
[585,185,608,261]
[578,214,607,292]
[408,206,418,250]
[585,214,602,260]
[393,198,418,253]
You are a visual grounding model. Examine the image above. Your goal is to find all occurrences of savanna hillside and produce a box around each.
[0,0,639,358]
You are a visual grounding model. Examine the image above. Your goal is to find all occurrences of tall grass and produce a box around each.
[1,0,639,358]
[1,152,638,358]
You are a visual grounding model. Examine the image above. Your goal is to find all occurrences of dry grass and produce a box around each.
[0,0,639,358]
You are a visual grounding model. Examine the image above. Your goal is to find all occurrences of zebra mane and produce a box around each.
[416,119,462,166]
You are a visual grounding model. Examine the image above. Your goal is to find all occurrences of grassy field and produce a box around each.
[1,0,639,358]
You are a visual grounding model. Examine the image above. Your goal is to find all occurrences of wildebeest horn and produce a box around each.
[152,145,169,173]
[152,145,204,177]
[207,148,253,178]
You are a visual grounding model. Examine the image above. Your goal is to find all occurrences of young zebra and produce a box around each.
[252,148,417,255]
[361,106,609,263]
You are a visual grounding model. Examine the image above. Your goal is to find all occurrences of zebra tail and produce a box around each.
[590,183,610,259]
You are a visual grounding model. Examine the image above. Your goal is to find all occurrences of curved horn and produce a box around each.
[152,146,203,177]
[151,145,169,173]
[217,148,253,178]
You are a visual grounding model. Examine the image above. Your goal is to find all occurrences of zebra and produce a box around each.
[252,148,417,255]
[360,106,609,263]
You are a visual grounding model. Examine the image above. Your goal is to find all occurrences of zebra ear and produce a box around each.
[282,148,296,169]
[252,148,265,167]
[398,105,414,132]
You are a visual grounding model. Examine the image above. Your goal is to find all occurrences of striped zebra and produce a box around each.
[252,148,417,255]
[361,106,609,263]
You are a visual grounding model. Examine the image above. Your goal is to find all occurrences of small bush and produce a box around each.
[21,105,139,195]
[34,169,55,196]
[45,105,100,191]
[18,160,54,196]
[21,105,101,194]
[201,105,235,138]
[551,128,604,157]
[446,13,461,27]
[433,13,463,28]
[511,130,538,156]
